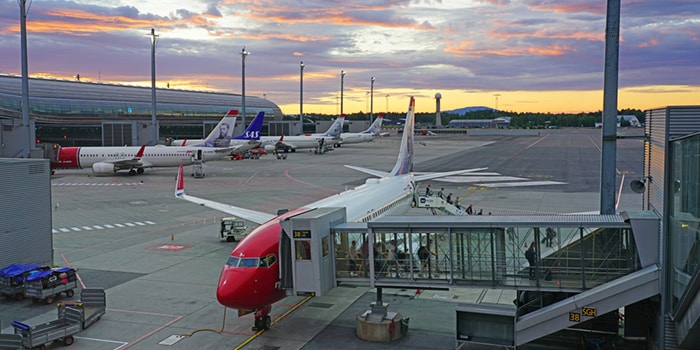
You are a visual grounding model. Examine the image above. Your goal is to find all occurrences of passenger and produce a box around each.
[542,227,556,248]
[437,187,445,199]
[477,209,483,215]
[454,197,461,210]
[446,193,453,204]
[525,242,537,280]
[465,204,473,215]
[347,240,359,276]
[425,184,433,196]
[417,239,437,277]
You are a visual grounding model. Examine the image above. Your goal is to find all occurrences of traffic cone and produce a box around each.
[171,234,174,241]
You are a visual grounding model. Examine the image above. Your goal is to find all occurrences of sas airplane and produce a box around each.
[259,115,345,152]
[174,97,485,330]
[170,110,265,153]
[339,114,385,145]
[51,113,237,176]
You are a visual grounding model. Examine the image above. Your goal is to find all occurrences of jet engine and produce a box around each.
[92,162,117,174]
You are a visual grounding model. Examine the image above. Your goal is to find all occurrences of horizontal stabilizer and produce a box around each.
[414,167,488,182]
[344,165,390,178]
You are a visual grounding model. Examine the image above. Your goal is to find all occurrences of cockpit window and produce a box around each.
[259,254,277,268]
[226,256,271,268]
[225,256,240,267]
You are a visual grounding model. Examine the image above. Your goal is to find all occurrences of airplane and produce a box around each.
[170,110,265,153]
[51,113,237,175]
[174,96,485,330]
[339,114,385,145]
[259,115,345,153]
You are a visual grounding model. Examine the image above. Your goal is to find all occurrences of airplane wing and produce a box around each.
[174,165,275,225]
[102,145,148,170]
[413,168,488,182]
[345,166,488,181]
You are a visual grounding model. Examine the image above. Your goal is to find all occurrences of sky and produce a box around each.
[0,0,698,115]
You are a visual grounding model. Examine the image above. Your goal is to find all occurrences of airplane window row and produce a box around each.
[360,193,408,223]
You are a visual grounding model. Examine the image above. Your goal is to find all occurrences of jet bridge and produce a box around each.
[330,210,661,347]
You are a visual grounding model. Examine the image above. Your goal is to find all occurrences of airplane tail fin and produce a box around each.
[389,97,415,176]
[232,111,264,140]
[364,114,384,135]
[202,110,237,146]
[175,164,185,197]
[324,115,345,137]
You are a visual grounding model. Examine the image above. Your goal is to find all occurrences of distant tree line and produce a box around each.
[287,108,646,129]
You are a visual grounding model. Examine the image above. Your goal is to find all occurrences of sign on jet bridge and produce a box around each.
[293,230,311,239]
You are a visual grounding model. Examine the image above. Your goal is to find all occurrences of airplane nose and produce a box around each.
[216,267,254,309]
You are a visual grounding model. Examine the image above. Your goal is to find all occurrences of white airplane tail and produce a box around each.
[323,115,345,137]
[202,110,237,147]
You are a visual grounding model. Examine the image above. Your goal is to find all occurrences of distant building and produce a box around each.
[595,115,642,128]
[448,117,510,129]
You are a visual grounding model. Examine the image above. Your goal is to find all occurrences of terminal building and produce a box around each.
[0,75,283,157]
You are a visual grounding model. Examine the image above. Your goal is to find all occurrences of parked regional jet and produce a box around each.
[51,113,237,175]
[339,114,384,145]
[259,115,345,152]
[170,111,265,153]
[174,97,485,330]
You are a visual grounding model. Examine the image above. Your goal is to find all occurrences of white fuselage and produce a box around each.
[75,146,224,168]
[304,174,415,222]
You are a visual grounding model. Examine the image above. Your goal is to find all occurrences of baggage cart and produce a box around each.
[56,289,106,329]
[0,264,50,301]
[24,268,77,304]
[12,307,82,349]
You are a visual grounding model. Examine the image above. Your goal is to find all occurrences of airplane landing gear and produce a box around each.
[128,169,136,176]
[252,305,272,331]
[253,315,271,331]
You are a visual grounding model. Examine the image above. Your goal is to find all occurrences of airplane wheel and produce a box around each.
[226,236,235,242]
[45,296,54,304]
[137,168,144,174]
[128,169,136,176]
[254,318,262,330]
[66,289,74,297]
[263,315,272,329]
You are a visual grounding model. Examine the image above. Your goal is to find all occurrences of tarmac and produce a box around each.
[1,127,645,349]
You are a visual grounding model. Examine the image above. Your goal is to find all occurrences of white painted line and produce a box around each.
[103,224,114,228]
[74,335,128,346]
[135,222,146,226]
[71,227,82,231]
[94,225,104,229]
[81,226,93,230]
[114,223,125,228]
[125,223,136,227]
[477,181,566,188]
[145,221,156,225]
[439,176,528,183]
[52,229,58,233]
[158,335,186,345]
[59,228,70,232]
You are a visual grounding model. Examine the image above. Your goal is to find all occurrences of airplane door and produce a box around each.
[196,149,203,160]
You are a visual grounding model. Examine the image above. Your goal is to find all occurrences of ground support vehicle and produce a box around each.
[220,217,248,242]
[10,288,105,349]
[0,264,49,301]
[0,331,22,350]
[23,268,77,304]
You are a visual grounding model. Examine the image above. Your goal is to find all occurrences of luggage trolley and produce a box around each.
[24,268,78,304]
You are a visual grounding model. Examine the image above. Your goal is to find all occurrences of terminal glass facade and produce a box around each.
[668,132,700,314]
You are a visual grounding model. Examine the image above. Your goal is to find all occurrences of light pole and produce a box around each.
[370,77,375,123]
[385,94,390,113]
[494,93,501,111]
[340,70,345,115]
[241,47,249,126]
[18,0,30,156]
[300,61,304,134]
[149,28,159,145]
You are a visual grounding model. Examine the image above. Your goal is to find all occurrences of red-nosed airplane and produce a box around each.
[50,111,237,175]
[174,97,485,330]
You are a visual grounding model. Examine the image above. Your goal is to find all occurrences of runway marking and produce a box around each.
[74,336,128,348]
[52,182,144,186]
[53,221,156,234]
[477,180,566,188]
